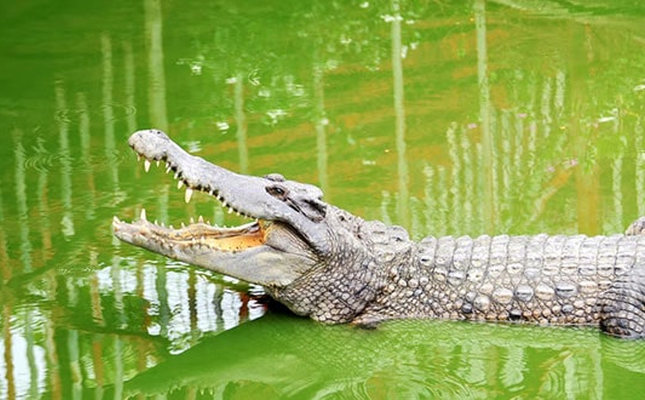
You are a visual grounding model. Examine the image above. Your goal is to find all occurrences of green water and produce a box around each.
[2,0,645,398]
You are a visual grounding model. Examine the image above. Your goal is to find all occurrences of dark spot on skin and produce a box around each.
[509,309,522,321]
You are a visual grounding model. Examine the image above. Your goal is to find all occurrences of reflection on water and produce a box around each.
[391,0,410,228]
[144,0,169,131]
[55,81,76,238]
[2,0,645,398]
[121,315,645,399]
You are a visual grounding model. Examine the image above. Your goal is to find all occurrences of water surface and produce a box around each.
[2,0,645,398]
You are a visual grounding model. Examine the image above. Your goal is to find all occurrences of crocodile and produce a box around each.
[113,129,645,338]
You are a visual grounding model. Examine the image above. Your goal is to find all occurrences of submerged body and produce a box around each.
[113,130,645,338]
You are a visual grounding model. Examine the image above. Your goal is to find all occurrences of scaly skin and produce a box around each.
[113,130,645,338]
[357,234,645,338]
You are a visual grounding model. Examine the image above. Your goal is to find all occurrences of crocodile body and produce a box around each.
[360,234,645,334]
[113,130,645,338]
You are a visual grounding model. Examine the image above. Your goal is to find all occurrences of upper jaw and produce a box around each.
[128,129,254,218]
[124,129,331,254]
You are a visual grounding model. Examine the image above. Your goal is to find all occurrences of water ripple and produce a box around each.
[55,101,138,125]
[21,147,132,173]
[54,108,72,124]
[23,152,57,173]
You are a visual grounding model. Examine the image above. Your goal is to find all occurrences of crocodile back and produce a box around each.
[395,234,645,326]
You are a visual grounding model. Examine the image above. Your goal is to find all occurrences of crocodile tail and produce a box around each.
[598,266,645,338]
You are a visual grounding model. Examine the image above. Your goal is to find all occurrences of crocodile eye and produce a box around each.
[264,173,286,182]
[266,185,288,199]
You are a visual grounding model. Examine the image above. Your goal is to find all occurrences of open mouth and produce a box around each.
[112,149,269,252]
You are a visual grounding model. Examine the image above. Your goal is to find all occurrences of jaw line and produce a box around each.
[112,215,271,253]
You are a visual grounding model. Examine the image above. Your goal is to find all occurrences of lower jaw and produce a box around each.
[113,212,269,252]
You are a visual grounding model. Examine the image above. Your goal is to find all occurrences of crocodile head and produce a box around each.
[113,130,398,323]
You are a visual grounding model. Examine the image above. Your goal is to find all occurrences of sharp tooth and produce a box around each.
[228,207,233,214]
[181,222,186,228]
[144,159,151,172]
[137,155,141,161]
[169,224,174,229]
[190,217,195,224]
[140,208,147,221]
[113,216,121,223]
[156,160,160,167]
[185,187,193,203]
[198,215,204,223]
[178,180,184,189]
[222,201,228,208]
[166,164,172,173]
[174,172,180,179]
[236,210,241,216]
